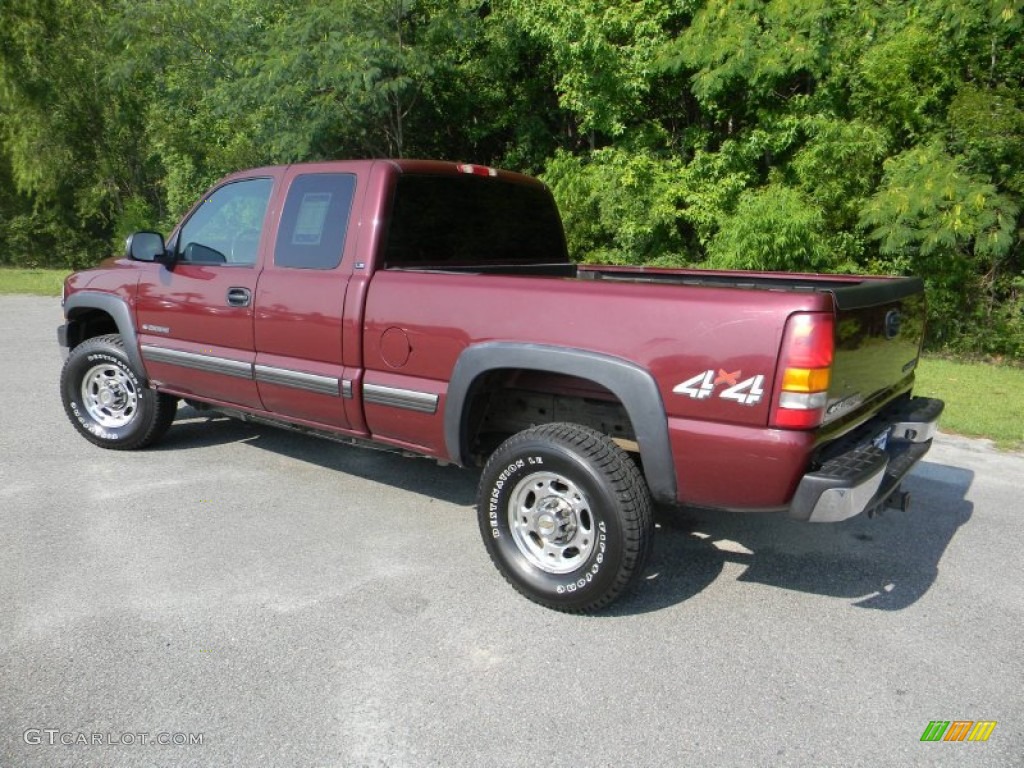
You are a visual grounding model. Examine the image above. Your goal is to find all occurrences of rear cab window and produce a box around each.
[383,175,568,269]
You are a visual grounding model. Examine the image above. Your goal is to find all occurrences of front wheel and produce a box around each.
[477,423,653,613]
[60,334,177,450]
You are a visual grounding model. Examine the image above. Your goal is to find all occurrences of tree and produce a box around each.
[0,0,153,264]
[0,0,1021,355]
[507,0,682,143]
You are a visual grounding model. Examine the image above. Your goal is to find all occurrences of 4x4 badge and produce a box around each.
[674,369,765,406]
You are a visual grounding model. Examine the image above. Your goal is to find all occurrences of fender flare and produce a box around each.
[445,342,677,503]
[63,291,148,384]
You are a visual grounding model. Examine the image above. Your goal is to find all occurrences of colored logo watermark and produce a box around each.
[920,720,997,742]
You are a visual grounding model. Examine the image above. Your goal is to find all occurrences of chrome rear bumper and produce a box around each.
[789,397,944,523]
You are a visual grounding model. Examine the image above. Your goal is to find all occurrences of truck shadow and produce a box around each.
[615,460,975,615]
[154,408,479,506]
[158,410,973,615]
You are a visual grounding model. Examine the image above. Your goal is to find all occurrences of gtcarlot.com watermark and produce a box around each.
[24,729,204,747]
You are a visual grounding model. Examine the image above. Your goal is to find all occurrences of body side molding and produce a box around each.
[445,342,678,503]
[254,364,340,396]
[364,383,439,414]
[141,345,252,379]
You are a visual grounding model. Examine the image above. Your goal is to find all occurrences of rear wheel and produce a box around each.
[60,334,177,449]
[477,423,653,613]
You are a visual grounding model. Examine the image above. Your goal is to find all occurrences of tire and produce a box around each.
[60,334,178,450]
[477,423,654,613]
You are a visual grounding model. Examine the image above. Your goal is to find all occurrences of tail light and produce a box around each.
[770,312,834,429]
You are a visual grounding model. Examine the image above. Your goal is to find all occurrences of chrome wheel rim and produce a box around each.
[81,363,138,428]
[508,471,596,574]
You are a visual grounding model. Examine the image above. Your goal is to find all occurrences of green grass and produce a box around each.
[915,357,1024,451]
[0,267,70,296]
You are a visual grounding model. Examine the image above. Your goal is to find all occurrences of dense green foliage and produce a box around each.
[1,0,1021,355]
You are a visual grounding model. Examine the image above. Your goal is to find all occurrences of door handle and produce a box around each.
[226,287,251,307]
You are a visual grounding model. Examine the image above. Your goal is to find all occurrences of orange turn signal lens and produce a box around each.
[781,367,831,393]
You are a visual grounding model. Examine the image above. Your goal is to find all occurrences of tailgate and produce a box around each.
[824,277,926,424]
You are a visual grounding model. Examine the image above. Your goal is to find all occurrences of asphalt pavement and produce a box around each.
[1,295,1021,767]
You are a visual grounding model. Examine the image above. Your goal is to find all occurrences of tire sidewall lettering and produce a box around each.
[487,458,531,539]
[555,523,608,594]
[69,399,118,440]
[85,352,140,390]
[63,339,147,444]
[483,447,619,597]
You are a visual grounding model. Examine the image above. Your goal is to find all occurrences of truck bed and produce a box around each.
[390,261,917,308]
[376,259,927,458]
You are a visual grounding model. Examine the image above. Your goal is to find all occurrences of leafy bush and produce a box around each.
[1,0,1021,357]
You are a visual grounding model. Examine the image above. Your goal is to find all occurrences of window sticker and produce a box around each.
[292,192,332,245]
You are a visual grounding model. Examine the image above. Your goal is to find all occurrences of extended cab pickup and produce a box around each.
[58,159,944,612]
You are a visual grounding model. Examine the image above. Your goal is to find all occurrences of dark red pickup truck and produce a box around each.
[58,159,943,612]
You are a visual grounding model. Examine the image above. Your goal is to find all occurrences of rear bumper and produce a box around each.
[788,396,944,523]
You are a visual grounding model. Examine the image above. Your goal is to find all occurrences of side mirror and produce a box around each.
[125,231,171,264]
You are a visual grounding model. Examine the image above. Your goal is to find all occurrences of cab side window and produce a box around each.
[274,173,356,270]
[177,178,274,265]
